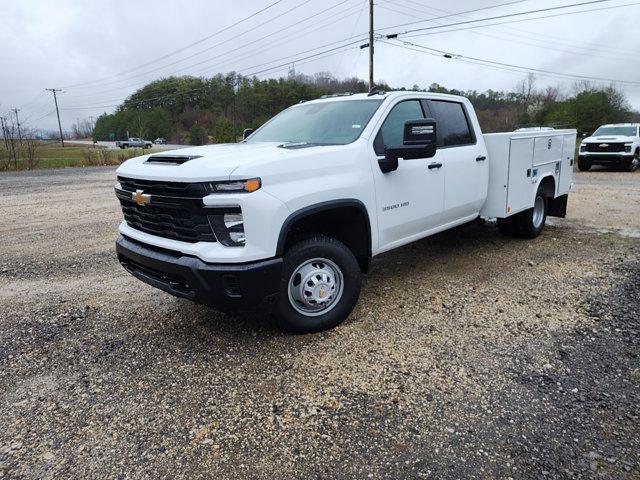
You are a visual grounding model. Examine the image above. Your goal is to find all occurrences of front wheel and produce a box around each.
[273,235,361,334]
[577,157,591,171]
[627,152,639,172]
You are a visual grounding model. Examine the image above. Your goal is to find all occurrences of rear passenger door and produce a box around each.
[426,99,487,221]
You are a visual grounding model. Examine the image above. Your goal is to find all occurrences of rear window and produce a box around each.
[429,100,474,147]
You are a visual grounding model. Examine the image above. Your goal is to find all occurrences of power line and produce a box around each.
[63,1,367,104]
[59,40,364,111]
[377,0,532,32]
[65,0,356,92]
[392,0,640,56]
[380,0,638,62]
[382,39,640,86]
[396,1,640,38]
[61,0,288,89]
[386,0,615,36]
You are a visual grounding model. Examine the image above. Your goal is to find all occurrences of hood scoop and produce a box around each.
[145,154,202,165]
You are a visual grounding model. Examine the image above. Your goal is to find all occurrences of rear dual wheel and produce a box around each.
[498,187,547,239]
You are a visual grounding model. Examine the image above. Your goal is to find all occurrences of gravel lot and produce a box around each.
[1,166,639,479]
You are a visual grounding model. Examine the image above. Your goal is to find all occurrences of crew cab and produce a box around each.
[114,91,575,333]
[578,123,640,171]
[116,137,153,149]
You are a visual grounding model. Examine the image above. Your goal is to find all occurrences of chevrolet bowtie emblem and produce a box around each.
[599,143,609,148]
[132,189,151,206]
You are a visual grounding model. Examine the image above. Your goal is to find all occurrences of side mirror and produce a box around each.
[379,119,437,173]
[243,128,254,140]
[582,132,589,138]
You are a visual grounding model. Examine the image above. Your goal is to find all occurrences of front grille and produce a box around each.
[117,176,209,198]
[116,176,216,243]
[118,199,216,243]
[584,143,625,153]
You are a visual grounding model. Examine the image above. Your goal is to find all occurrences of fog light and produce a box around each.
[208,207,245,247]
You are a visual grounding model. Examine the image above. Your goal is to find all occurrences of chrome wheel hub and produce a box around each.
[532,195,545,229]
[288,258,344,316]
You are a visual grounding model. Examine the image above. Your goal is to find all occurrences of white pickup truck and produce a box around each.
[578,123,640,171]
[114,91,575,333]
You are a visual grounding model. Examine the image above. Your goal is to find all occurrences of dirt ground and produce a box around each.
[0,166,638,479]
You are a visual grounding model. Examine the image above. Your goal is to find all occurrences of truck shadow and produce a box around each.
[175,219,547,343]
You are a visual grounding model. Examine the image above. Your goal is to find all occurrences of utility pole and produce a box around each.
[12,108,23,146]
[369,0,374,91]
[46,88,65,147]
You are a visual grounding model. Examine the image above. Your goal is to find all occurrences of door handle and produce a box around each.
[428,162,443,170]
[476,155,486,162]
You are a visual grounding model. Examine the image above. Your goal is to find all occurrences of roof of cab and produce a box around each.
[299,90,468,105]
[599,123,640,127]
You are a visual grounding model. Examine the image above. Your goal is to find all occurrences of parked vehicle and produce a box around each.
[578,123,640,171]
[114,91,575,333]
[116,138,153,149]
[154,138,167,145]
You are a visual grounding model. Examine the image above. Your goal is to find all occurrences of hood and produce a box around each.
[116,142,283,182]
[583,135,636,144]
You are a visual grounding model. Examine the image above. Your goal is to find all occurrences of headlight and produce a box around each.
[208,178,261,193]
[580,144,586,152]
[208,207,245,247]
[625,143,632,153]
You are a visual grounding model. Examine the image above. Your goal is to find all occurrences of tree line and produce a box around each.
[92,71,639,145]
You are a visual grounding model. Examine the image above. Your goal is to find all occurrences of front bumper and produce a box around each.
[116,235,283,311]
[579,153,634,165]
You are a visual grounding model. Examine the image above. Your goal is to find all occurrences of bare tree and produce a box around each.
[22,137,39,170]
[72,118,94,139]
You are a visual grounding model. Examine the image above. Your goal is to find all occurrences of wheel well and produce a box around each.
[539,176,556,199]
[278,203,371,272]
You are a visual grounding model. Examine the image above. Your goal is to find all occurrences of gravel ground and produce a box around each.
[0,166,638,479]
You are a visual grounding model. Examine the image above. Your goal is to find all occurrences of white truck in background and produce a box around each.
[578,123,640,171]
[114,91,575,333]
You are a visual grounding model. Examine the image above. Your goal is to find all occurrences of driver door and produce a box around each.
[369,99,445,252]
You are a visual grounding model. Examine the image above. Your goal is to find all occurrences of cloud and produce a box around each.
[2,0,639,131]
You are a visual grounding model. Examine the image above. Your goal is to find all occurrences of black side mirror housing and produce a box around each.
[379,118,437,173]
[243,128,254,140]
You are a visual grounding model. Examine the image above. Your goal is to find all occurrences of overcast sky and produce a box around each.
[2,0,640,132]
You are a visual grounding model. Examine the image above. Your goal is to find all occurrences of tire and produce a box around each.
[512,187,547,239]
[497,217,516,236]
[627,151,639,172]
[577,157,591,171]
[273,235,362,334]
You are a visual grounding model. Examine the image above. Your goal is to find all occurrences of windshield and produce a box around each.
[593,126,637,137]
[246,99,383,145]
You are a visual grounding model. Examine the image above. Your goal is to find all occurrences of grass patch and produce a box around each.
[0,141,162,171]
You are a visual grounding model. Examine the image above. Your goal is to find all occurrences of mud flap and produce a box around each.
[547,194,568,218]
